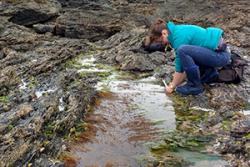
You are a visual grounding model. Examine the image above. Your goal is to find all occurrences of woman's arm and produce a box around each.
[165,72,186,94]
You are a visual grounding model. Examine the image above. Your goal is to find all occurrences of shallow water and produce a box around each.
[66,56,228,167]
[175,149,228,167]
[18,79,28,90]
[70,76,176,166]
[35,88,57,98]
[242,110,250,115]
[58,97,65,112]
[242,99,250,115]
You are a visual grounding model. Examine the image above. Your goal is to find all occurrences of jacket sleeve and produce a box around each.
[172,36,190,72]
[174,53,183,72]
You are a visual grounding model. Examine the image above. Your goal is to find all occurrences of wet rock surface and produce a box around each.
[0,0,249,166]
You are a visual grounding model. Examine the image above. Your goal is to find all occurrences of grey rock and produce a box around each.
[9,9,54,26]
[57,0,110,8]
[3,0,61,26]
[231,118,250,137]
[33,24,55,34]
[0,50,5,60]
[55,11,122,41]
[119,51,166,71]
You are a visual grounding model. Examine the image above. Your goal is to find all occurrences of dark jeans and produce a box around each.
[177,45,231,73]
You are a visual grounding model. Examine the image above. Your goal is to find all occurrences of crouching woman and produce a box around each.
[149,19,231,95]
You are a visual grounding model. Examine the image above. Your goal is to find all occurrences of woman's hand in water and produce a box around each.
[165,83,175,94]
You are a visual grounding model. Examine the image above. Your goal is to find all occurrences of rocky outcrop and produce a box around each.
[0,71,96,166]
[1,0,61,26]
[0,4,97,165]
[211,115,250,167]
[53,0,158,40]
[95,29,168,71]
[9,8,56,26]
[33,24,55,34]
[55,10,122,41]
[0,17,99,165]
[0,0,161,165]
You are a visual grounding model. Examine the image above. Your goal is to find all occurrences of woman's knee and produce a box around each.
[177,45,192,58]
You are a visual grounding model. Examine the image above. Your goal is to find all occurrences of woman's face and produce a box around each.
[161,29,169,45]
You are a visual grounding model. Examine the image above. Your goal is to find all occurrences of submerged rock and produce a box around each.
[140,154,189,167]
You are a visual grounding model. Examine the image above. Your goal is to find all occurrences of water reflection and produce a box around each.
[68,74,176,166]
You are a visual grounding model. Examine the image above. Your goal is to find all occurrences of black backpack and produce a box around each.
[218,51,248,84]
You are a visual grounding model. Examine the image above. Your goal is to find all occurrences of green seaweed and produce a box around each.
[7,124,14,131]
[151,119,166,126]
[147,93,215,161]
[86,42,105,52]
[94,63,114,70]
[243,133,250,139]
[78,66,112,79]
[73,120,87,134]
[43,122,55,138]
[151,141,175,153]
[222,120,231,131]
[0,96,9,104]
[28,76,38,89]
[65,57,83,69]
[243,101,250,111]
[63,122,87,140]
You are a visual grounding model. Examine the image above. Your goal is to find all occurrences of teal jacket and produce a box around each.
[166,21,223,72]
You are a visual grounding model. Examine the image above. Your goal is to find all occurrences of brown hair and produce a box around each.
[144,18,166,46]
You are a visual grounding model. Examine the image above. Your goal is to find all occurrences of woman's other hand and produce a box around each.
[165,83,175,94]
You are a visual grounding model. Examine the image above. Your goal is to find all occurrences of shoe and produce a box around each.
[176,66,204,95]
[176,83,203,95]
